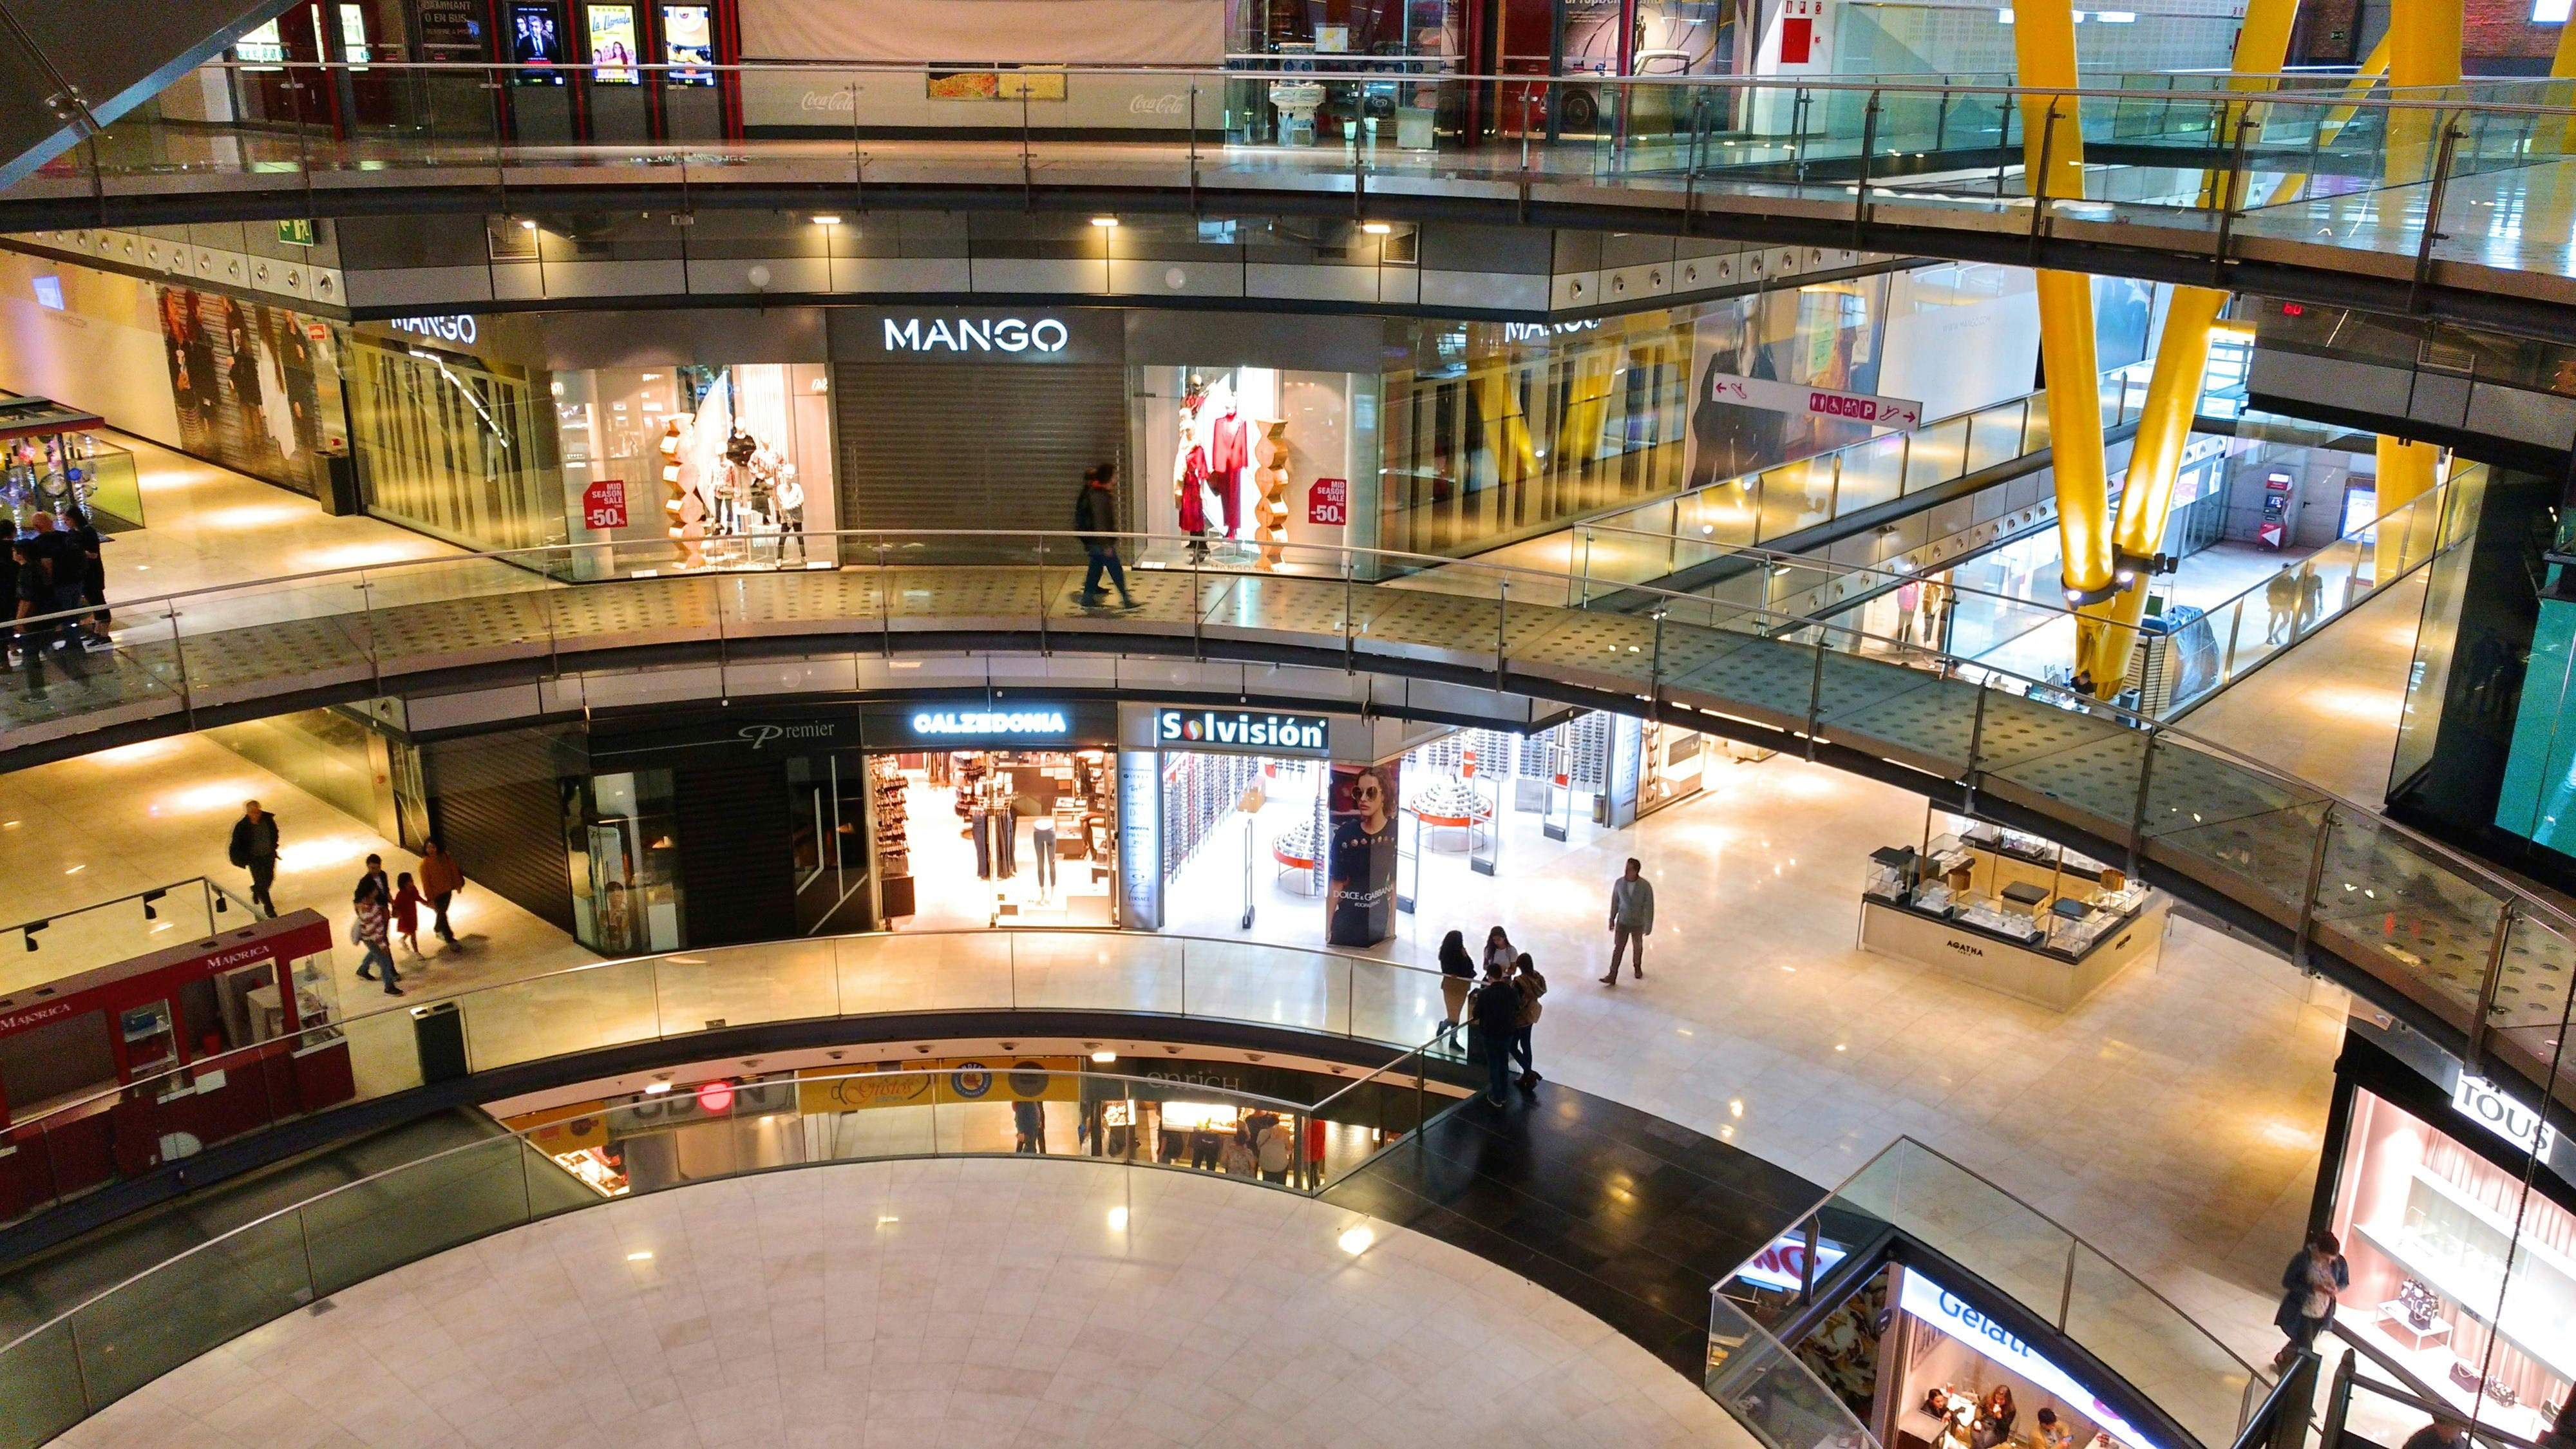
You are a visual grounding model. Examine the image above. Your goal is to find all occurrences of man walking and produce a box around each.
[229,800,281,917]
[1602,857,1655,984]
[1072,462,1136,610]
[2264,565,2297,644]
[356,853,392,905]
[418,836,465,949]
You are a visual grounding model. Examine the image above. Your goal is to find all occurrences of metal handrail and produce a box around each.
[0,1065,1346,1364]
[141,57,2576,115]
[13,524,2570,955]
[0,926,1451,1143]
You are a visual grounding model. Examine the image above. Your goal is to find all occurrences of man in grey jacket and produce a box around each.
[1602,857,1654,985]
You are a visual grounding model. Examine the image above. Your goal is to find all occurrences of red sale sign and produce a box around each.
[1307,477,1349,527]
[582,478,630,530]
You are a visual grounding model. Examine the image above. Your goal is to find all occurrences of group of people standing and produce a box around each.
[1439,925,1549,1105]
[7,506,108,696]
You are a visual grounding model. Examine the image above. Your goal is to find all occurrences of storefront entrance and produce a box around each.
[871,750,1119,931]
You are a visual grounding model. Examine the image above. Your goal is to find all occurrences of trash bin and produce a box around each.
[411,1001,468,1084]
[318,446,361,516]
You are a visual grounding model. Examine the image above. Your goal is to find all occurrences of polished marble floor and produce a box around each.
[2174,566,2426,808]
[0,731,598,999]
[46,1158,1747,1449]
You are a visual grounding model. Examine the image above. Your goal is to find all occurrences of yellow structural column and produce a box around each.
[2074,0,2302,694]
[2009,0,2119,692]
[2369,0,2460,585]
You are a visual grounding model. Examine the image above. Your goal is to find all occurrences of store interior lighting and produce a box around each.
[1361,221,1392,235]
[1090,216,1120,228]
[811,214,841,226]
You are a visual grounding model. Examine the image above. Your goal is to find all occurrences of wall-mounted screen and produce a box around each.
[661,5,715,84]
[587,4,640,82]
[511,3,567,82]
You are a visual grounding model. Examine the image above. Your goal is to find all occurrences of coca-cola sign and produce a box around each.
[1129,93,1188,115]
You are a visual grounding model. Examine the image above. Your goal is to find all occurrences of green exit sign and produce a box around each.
[276,218,315,247]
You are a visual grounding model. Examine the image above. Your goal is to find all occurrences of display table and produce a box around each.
[1858,837,2166,1010]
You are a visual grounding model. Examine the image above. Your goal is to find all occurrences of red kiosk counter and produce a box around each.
[0,912,352,1222]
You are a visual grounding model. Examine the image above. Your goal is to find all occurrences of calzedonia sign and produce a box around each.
[911,708,1070,738]
[1155,709,1331,755]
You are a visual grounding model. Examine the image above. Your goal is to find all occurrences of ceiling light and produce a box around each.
[811,214,842,226]
[643,1081,672,1094]
[1361,221,1393,235]
[625,1250,653,1262]
[1091,1049,1117,1063]
[518,218,537,230]
[1090,216,1120,228]
[1108,1207,1129,1230]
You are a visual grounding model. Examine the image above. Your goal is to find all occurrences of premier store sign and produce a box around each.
[1155,709,1330,755]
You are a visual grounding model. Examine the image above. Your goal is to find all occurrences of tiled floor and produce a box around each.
[2173,566,2427,807]
[1323,1088,1824,1378]
[91,433,466,601]
[0,731,597,999]
[48,1158,1750,1449]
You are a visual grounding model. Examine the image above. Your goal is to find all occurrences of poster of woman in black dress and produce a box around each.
[1327,761,1399,947]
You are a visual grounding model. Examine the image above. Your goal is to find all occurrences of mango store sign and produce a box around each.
[1898,1271,2164,1449]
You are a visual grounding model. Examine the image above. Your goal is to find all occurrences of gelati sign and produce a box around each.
[1155,709,1330,755]
[1898,1271,2166,1449]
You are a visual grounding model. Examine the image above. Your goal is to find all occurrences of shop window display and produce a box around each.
[2327,1086,2575,1440]
[880,750,1117,930]
[557,363,831,578]
[563,770,686,955]
[1135,363,1358,575]
[1160,753,1331,934]
[156,285,348,500]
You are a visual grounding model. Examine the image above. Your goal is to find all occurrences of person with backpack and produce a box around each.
[1072,462,1136,610]
[1510,952,1546,1090]
[1470,965,1524,1106]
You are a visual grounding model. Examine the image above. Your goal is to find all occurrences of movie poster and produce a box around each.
[511,3,567,81]
[661,4,714,82]
[155,285,343,498]
[587,5,640,82]
[1326,759,1399,947]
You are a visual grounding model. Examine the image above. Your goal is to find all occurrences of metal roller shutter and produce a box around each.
[422,730,575,933]
[831,361,1128,536]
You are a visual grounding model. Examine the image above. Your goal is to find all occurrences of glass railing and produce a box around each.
[1,876,256,985]
[1747,1137,2271,1449]
[0,1063,1470,1449]
[2160,465,2479,714]
[0,928,1463,1235]
[1532,360,2146,610]
[3,527,2571,1129]
[16,62,2576,296]
[1707,1288,1891,1449]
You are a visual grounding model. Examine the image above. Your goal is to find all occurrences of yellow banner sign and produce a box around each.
[796,1056,1081,1115]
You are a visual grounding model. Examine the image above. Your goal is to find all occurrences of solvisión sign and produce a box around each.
[1155,709,1330,755]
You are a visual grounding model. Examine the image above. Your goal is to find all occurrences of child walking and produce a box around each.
[392,871,425,959]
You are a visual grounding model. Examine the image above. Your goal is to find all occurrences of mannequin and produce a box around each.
[1174,374,1213,559]
[773,469,805,564]
[1203,376,1248,540]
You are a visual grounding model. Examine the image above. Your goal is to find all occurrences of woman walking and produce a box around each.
[1437,930,1475,1041]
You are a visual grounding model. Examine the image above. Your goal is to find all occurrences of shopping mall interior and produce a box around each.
[1,2,2575,1447]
